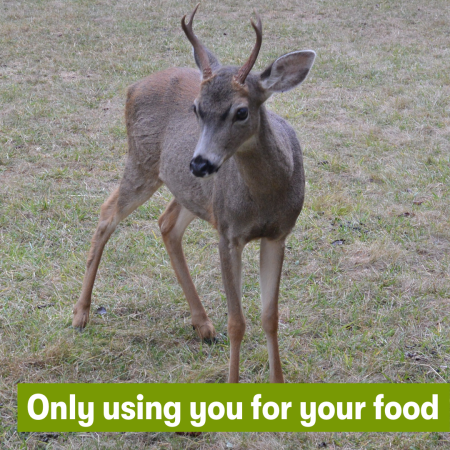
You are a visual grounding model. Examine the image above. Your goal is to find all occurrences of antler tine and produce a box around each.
[235,14,263,85]
[181,3,213,79]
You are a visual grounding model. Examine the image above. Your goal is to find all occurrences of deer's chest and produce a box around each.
[212,180,304,243]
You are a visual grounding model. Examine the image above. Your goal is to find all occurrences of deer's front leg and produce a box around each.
[159,199,215,340]
[219,236,245,383]
[260,237,285,383]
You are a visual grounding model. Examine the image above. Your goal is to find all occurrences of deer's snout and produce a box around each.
[190,155,219,178]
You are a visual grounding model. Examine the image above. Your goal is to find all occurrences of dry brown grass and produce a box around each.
[1,0,450,448]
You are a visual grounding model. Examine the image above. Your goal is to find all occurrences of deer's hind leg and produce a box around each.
[73,161,162,329]
[158,199,216,340]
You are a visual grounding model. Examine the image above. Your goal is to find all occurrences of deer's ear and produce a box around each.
[259,50,315,94]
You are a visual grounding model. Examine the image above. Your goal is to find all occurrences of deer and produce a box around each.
[72,4,316,383]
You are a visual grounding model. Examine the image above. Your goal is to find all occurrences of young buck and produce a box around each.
[73,4,316,383]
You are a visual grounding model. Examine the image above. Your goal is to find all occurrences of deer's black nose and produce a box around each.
[190,155,218,177]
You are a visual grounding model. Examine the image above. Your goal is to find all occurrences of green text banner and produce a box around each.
[18,383,449,432]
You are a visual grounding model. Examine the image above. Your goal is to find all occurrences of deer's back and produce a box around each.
[125,67,200,154]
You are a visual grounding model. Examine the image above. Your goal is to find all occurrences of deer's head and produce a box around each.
[182,5,316,178]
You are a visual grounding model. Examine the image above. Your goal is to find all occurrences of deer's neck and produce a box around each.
[233,107,294,196]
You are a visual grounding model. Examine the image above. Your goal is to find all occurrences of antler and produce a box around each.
[234,14,262,85]
[181,3,213,80]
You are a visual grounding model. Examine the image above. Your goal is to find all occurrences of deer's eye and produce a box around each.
[235,107,248,121]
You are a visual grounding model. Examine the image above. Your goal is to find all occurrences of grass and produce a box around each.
[1,0,449,448]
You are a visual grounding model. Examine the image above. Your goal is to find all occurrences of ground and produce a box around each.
[0,0,449,448]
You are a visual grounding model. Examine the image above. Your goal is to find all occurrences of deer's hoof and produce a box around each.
[72,305,90,330]
[193,320,216,341]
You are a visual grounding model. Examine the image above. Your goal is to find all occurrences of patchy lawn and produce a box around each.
[1,0,449,448]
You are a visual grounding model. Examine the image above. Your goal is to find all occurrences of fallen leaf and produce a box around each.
[37,303,55,309]
[175,432,202,437]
